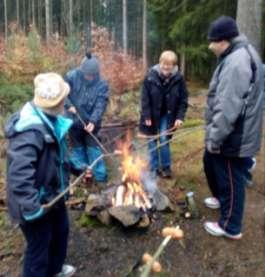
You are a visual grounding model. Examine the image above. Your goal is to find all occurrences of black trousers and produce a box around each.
[20,204,69,277]
[203,150,250,235]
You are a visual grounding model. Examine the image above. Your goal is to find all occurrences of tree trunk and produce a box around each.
[69,0,73,36]
[32,0,36,27]
[88,0,93,49]
[142,0,147,69]
[16,0,20,28]
[45,0,50,42]
[236,0,262,54]
[122,0,128,55]
[22,0,26,32]
[4,0,8,42]
[180,52,186,77]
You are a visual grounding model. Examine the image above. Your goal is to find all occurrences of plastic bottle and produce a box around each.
[186,191,199,218]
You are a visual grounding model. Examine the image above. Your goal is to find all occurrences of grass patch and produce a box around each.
[171,129,204,192]
[77,214,102,228]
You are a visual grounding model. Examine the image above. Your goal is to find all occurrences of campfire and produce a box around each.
[85,135,173,227]
[111,139,152,211]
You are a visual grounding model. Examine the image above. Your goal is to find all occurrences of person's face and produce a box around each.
[84,73,94,81]
[159,60,175,77]
[56,99,65,114]
[208,40,230,57]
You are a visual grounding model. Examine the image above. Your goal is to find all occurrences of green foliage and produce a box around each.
[148,0,238,82]
[0,76,32,116]
[65,34,82,54]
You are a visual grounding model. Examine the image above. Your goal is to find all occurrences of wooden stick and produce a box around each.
[42,152,120,209]
[135,125,204,153]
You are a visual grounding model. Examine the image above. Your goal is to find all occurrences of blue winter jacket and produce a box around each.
[5,102,79,223]
[64,69,109,133]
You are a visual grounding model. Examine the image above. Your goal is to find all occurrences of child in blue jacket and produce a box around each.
[65,53,109,183]
[5,73,90,277]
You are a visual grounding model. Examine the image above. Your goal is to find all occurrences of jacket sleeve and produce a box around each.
[208,58,252,148]
[7,131,45,221]
[141,78,152,120]
[64,72,74,110]
[89,82,109,124]
[175,76,188,121]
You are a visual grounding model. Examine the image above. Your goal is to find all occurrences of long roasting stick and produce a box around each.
[135,125,204,153]
[70,106,114,162]
[42,126,203,209]
[42,152,120,209]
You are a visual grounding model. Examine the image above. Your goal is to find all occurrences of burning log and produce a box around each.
[111,181,152,212]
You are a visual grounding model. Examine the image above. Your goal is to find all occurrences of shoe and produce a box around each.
[161,167,172,178]
[204,197,220,209]
[55,264,76,277]
[249,158,256,172]
[204,221,242,240]
[156,169,163,176]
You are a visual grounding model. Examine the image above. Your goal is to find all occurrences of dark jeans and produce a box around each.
[20,204,69,277]
[69,127,107,182]
[148,116,171,172]
[203,150,250,235]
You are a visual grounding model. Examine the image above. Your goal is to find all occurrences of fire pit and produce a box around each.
[84,137,173,227]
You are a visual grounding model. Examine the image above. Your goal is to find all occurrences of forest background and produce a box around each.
[0,0,264,130]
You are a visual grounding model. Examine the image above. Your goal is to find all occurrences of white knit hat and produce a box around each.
[33,72,70,108]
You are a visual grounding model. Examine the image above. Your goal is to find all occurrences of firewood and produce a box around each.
[66,197,85,207]
[115,185,125,206]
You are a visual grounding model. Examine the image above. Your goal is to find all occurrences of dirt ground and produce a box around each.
[0,95,265,277]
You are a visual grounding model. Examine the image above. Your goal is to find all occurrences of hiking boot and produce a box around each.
[161,167,172,178]
[204,197,220,209]
[55,264,76,277]
[204,221,242,240]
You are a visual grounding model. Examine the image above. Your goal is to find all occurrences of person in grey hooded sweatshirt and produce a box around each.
[203,16,264,240]
[139,50,188,178]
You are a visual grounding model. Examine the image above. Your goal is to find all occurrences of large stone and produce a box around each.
[97,210,113,225]
[137,213,151,228]
[85,194,106,216]
[153,190,174,212]
[108,205,142,227]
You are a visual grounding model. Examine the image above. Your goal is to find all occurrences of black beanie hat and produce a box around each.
[208,16,239,42]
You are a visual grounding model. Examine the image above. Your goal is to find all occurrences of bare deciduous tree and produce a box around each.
[16,0,20,28]
[4,0,8,42]
[122,0,128,54]
[142,0,147,69]
[45,0,50,42]
[69,0,73,36]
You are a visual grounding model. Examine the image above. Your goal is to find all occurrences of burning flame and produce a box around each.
[117,133,147,183]
[112,133,151,210]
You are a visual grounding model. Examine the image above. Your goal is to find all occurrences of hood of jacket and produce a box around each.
[5,102,73,143]
[148,64,181,85]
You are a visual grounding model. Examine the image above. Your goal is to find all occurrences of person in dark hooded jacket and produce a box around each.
[139,50,188,178]
[65,53,109,183]
[5,72,91,277]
